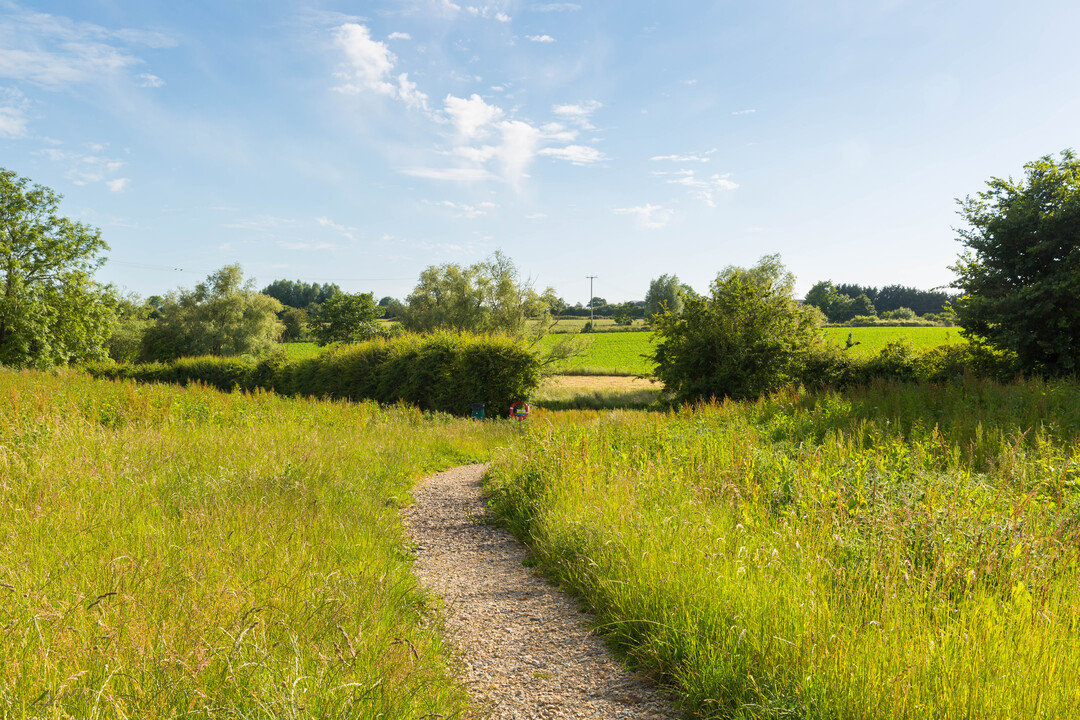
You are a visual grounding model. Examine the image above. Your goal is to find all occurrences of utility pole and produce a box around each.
[586,275,598,328]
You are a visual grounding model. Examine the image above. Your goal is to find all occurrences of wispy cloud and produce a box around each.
[403,167,495,181]
[387,32,411,40]
[136,73,164,87]
[526,34,555,43]
[278,241,336,251]
[538,144,605,165]
[106,177,130,192]
[553,100,602,129]
[465,5,512,21]
[317,215,356,240]
[438,200,497,218]
[731,109,756,115]
[444,93,504,139]
[535,3,580,11]
[657,168,739,207]
[0,87,28,137]
[38,146,129,188]
[0,6,176,89]
[614,204,673,229]
[224,215,295,231]
[652,153,710,163]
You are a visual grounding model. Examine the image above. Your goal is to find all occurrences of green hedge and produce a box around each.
[84,332,540,417]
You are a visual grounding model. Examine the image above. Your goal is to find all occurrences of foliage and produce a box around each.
[261,278,340,309]
[951,149,1080,375]
[105,291,157,362]
[0,168,117,368]
[401,251,547,336]
[489,378,1080,719]
[140,264,284,361]
[0,370,515,718]
[652,255,823,402]
[644,273,689,318]
[310,290,381,345]
[378,295,405,319]
[279,307,308,341]
[833,282,956,315]
[804,281,875,322]
[87,332,541,416]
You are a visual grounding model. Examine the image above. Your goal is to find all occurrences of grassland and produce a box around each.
[822,326,961,358]
[0,370,515,718]
[488,378,1080,718]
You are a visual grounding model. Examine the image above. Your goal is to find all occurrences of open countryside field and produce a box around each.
[0,371,515,718]
[490,378,1080,718]
[539,325,961,377]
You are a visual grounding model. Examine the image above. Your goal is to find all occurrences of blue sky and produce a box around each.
[2,0,1078,304]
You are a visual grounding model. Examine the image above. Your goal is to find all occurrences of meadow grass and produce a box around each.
[538,332,656,376]
[0,370,515,719]
[488,378,1080,719]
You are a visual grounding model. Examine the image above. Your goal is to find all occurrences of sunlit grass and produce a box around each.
[0,370,514,718]
[488,378,1080,718]
[822,326,961,357]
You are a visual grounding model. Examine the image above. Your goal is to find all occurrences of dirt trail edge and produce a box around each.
[402,463,682,720]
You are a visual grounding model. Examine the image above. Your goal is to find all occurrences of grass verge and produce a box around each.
[0,370,514,718]
[487,378,1080,718]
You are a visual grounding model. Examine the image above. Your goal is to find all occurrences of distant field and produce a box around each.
[823,325,962,357]
[282,326,962,376]
[540,317,650,333]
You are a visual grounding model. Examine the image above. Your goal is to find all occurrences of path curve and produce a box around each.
[402,463,681,720]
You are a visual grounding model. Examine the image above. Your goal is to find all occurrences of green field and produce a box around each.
[490,378,1080,718]
[822,325,962,357]
[0,371,513,718]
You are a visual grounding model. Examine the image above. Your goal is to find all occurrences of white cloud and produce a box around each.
[526,34,555,42]
[552,100,602,129]
[496,12,512,22]
[0,87,28,137]
[444,93,504,139]
[495,119,541,188]
[538,144,605,165]
[439,200,497,218]
[535,3,580,10]
[403,167,495,181]
[136,73,164,87]
[388,32,411,40]
[317,215,356,240]
[38,147,128,187]
[332,23,428,109]
[106,178,130,192]
[731,109,756,115]
[660,169,739,207]
[652,154,710,163]
[279,241,336,251]
[0,8,176,90]
[614,204,673,229]
[525,212,547,219]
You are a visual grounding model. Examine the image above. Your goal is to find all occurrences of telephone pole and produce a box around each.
[586,275,598,328]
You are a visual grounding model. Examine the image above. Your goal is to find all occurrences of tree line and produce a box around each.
[2,149,1076,382]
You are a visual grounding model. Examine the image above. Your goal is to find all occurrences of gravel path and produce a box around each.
[402,463,682,720]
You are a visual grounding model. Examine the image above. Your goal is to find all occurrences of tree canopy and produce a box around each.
[400,251,547,336]
[652,255,823,402]
[644,273,691,318]
[141,264,283,360]
[951,150,1080,375]
[0,168,117,368]
[310,291,382,345]
[261,279,341,309]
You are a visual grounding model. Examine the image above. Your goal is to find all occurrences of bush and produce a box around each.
[84,332,540,417]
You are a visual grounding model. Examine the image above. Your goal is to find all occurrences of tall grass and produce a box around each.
[0,370,514,718]
[488,378,1080,718]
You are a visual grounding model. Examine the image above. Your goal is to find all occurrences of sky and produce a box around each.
[2,0,1078,305]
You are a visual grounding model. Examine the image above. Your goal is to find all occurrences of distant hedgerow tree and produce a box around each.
[310,291,381,345]
[652,255,823,402]
[951,150,1080,375]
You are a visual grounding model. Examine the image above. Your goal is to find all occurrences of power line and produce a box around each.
[586,275,598,326]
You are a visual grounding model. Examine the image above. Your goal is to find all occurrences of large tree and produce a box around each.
[0,168,117,368]
[141,264,283,360]
[401,250,546,336]
[310,291,382,345]
[644,273,688,318]
[951,150,1080,375]
[652,255,823,402]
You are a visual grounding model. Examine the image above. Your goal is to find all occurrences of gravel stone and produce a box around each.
[403,464,683,720]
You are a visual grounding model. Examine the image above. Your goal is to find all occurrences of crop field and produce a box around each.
[489,378,1080,718]
[0,371,515,718]
[538,331,656,376]
[822,326,962,358]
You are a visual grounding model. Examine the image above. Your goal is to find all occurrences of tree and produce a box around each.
[652,255,823,402]
[310,291,381,345]
[951,150,1080,375]
[141,264,283,360]
[400,251,546,336]
[644,273,687,318]
[0,168,118,368]
[261,279,340,309]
